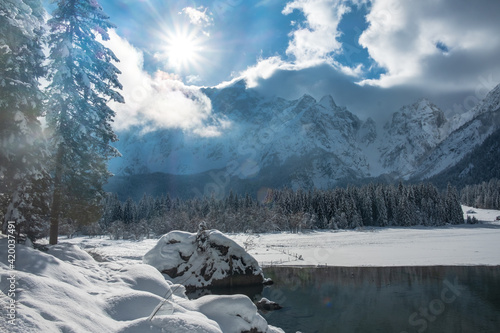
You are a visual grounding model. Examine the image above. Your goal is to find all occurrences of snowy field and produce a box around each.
[60,205,500,268]
[1,206,500,332]
[233,206,500,267]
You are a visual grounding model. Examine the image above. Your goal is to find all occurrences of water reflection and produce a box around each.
[261,266,500,333]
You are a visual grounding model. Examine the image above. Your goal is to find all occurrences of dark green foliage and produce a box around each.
[460,178,500,209]
[98,182,464,237]
[466,215,479,224]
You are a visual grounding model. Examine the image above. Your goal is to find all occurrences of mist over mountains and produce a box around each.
[106,80,500,201]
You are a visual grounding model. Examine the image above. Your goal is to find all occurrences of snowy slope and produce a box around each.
[109,81,500,194]
[375,99,449,178]
[0,236,283,333]
[110,81,373,190]
[6,207,498,331]
[413,84,500,179]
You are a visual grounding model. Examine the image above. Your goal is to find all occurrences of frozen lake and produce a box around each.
[261,265,500,333]
[188,265,500,333]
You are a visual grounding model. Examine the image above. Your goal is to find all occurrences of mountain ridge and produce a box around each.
[107,81,500,199]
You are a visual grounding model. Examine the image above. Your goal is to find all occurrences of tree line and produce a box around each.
[82,182,464,240]
[460,178,500,209]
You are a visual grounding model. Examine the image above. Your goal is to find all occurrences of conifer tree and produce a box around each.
[123,197,135,224]
[0,0,51,240]
[445,184,463,224]
[46,0,123,244]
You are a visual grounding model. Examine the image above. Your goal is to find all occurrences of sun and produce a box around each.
[167,34,196,68]
[163,29,202,72]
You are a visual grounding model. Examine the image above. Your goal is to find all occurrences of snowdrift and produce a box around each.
[0,235,283,333]
[143,228,264,290]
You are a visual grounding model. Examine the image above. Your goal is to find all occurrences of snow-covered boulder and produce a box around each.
[191,294,281,333]
[256,297,282,311]
[143,228,264,290]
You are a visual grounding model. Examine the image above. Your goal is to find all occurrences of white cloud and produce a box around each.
[238,56,289,88]
[103,31,229,137]
[217,51,363,91]
[358,0,500,88]
[181,6,213,28]
[186,74,202,84]
[282,0,351,64]
[239,0,500,99]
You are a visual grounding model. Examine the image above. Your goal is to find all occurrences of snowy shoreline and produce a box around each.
[230,206,500,267]
[52,205,500,268]
[231,224,500,267]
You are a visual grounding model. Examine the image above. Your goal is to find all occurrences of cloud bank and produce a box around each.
[102,0,500,134]
[104,31,230,137]
[226,0,500,119]
[358,0,500,89]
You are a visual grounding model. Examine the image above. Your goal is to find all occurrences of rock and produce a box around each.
[143,226,264,291]
[263,278,274,285]
[256,297,282,311]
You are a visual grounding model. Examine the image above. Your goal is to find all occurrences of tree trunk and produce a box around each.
[49,144,64,245]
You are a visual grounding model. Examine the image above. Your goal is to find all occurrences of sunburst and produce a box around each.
[162,27,204,72]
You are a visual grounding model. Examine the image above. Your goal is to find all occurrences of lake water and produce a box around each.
[260,266,500,333]
[186,265,500,333]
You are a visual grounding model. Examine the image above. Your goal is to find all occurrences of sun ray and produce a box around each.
[154,21,209,75]
[165,30,199,70]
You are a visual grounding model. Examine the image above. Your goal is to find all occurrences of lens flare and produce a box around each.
[163,28,203,71]
[323,297,333,308]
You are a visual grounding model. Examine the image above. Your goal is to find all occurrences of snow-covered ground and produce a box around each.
[231,206,500,267]
[0,238,283,333]
[60,205,500,268]
[1,206,499,332]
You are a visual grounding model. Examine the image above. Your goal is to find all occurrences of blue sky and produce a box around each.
[45,0,500,134]
[97,0,307,85]
[97,0,386,85]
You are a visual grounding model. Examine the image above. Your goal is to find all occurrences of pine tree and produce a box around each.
[109,195,123,222]
[122,197,135,224]
[0,0,52,240]
[373,186,388,226]
[137,193,153,221]
[46,0,123,244]
[445,184,463,225]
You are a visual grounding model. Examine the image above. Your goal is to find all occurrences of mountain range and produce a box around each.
[106,80,500,200]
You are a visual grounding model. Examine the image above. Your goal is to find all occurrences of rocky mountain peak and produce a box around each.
[298,93,316,106]
[387,98,447,132]
[289,94,317,117]
[378,98,450,176]
[109,80,500,195]
[358,117,377,146]
[319,95,337,110]
[478,82,500,114]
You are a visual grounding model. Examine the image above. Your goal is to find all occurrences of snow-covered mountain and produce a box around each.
[374,98,449,178]
[108,81,500,198]
[412,83,500,179]
[110,80,373,190]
